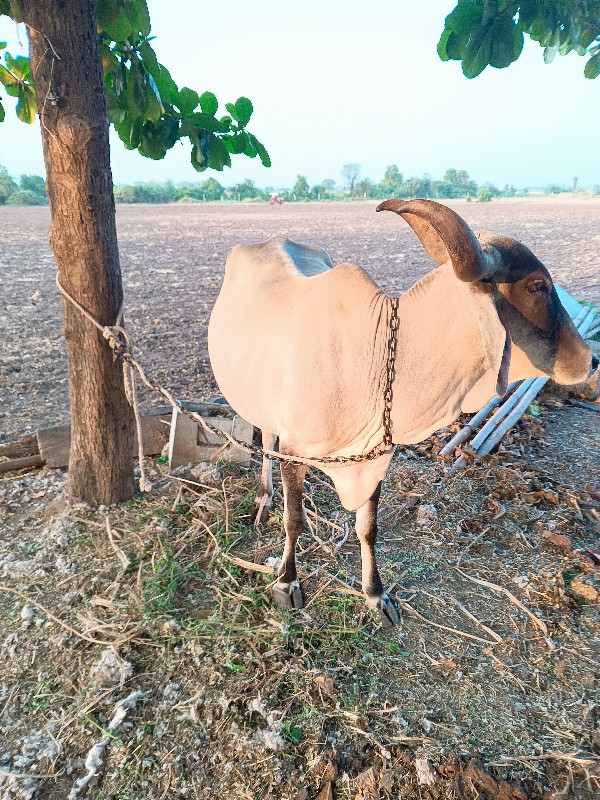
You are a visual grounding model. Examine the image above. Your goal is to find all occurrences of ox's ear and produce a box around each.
[377,198,501,281]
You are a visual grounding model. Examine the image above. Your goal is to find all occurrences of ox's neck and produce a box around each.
[390,264,499,445]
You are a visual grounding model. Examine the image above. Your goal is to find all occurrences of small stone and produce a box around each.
[90,648,133,688]
[190,462,222,486]
[416,504,437,524]
[570,578,599,603]
[415,754,436,786]
[20,605,37,621]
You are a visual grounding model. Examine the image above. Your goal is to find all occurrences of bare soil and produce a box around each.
[0,200,599,800]
[1,198,599,441]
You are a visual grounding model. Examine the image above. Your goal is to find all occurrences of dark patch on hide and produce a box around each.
[281,239,334,277]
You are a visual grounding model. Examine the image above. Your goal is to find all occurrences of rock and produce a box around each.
[190,461,222,486]
[89,648,133,688]
[570,577,599,603]
[415,753,437,786]
[416,504,438,524]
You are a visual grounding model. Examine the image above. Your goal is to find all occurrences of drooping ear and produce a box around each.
[377,198,500,282]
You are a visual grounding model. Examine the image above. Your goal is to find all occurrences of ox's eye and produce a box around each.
[526,279,548,295]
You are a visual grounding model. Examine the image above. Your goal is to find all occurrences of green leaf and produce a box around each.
[437,28,452,61]
[445,2,484,35]
[247,133,271,168]
[225,102,237,121]
[102,8,134,41]
[0,3,9,17]
[130,0,151,37]
[139,130,167,159]
[187,111,226,133]
[234,96,253,127]
[445,30,467,60]
[15,85,37,123]
[154,64,179,106]
[190,130,210,171]
[199,90,218,115]
[125,63,145,115]
[0,63,18,88]
[114,113,143,149]
[5,53,30,80]
[512,25,524,60]
[462,24,493,79]
[108,105,126,124]
[584,52,600,79]
[207,133,231,170]
[176,86,200,115]
[138,40,160,78]
[543,27,560,63]
[0,41,7,50]
[0,99,4,123]
[489,16,518,69]
[101,43,119,75]
[95,0,121,30]
[144,83,162,121]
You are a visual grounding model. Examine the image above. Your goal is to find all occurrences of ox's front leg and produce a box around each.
[357,482,399,627]
[272,461,307,611]
[250,431,277,527]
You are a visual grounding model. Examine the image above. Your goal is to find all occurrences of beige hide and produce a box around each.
[208,237,508,511]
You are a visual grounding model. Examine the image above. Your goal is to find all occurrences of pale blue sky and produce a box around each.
[0,1,598,188]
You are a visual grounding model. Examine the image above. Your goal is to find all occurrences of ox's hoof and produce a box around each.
[367,593,400,628]
[250,494,272,527]
[272,580,303,611]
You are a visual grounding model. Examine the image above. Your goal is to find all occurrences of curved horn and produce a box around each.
[376,198,499,282]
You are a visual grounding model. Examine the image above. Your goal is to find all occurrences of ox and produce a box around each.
[208,199,593,626]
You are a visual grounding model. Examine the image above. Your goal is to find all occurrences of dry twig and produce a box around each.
[453,566,548,636]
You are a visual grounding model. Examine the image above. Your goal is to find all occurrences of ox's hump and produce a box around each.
[280,238,334,277]
[226,236,334,280]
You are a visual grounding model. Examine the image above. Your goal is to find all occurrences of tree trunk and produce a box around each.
[21,0,134,504]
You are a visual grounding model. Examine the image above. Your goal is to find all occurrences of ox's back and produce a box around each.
[208,237,389,458]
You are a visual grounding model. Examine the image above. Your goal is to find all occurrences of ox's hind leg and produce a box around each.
[272,461,307,611]
[357,482,399,627]
[250,431,277,527]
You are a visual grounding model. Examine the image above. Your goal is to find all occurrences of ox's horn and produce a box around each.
[376,198,499,282]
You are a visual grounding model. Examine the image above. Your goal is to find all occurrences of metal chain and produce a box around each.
[383,295,399,448]
[57,276,400,469]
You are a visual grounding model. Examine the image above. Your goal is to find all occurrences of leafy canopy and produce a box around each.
[438,1,600,79]
[0,0,270,172]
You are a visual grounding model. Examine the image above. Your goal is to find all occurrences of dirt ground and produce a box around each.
[0,200,599,800]
[1,198,599,441]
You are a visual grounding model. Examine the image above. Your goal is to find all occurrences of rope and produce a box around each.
[55,275,398,482]
[56,275,151,491]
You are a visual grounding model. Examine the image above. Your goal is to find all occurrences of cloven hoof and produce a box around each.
[272,580,303,611]
[250,495,272,528]
[370,593,400,628]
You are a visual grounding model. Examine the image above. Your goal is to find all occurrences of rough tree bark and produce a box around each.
[21,0,135,504]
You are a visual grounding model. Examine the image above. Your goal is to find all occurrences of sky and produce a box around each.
[0,1,599,189]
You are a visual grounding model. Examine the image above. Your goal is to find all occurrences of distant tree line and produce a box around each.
[110,166,521,204]
[0,165,47,205]
[1,163,596,206]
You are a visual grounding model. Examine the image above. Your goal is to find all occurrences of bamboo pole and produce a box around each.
[475,377,548,457]
[438,388,515,457]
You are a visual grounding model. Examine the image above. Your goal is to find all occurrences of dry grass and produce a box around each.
[0,409,598,800]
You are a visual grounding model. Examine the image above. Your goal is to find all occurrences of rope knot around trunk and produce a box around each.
[102,324,129,358]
